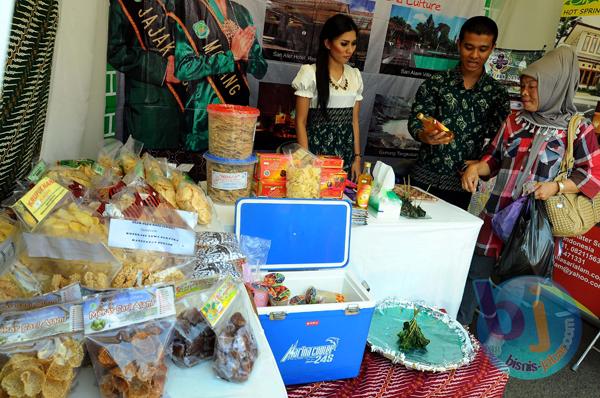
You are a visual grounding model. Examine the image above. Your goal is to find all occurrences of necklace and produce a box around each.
[329,75,348,90]
[222,19,241,45]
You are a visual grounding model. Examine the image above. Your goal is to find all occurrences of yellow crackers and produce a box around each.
[0,337,83,398]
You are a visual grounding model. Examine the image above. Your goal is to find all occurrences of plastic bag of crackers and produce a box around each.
[0,302,85,398]
[83,285,176,398]
[110,249,195,289]
[282,144,321,199]
[16,201,120,293]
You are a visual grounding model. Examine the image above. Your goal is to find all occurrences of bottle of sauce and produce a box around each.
[416,113,455,140]
[356,162,372,209]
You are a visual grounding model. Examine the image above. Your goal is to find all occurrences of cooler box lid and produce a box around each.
[234,198,351,271]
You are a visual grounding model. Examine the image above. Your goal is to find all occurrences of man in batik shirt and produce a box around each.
[408,16,510,210]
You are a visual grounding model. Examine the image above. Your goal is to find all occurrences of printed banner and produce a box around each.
[379,0,484,78]
[364,93,421,158]
[556,2,600,128]
[561,0,600,17]
[553,226,600,319]
[104,0,496,159]
[262,0,376,69]
[485,48,544,96]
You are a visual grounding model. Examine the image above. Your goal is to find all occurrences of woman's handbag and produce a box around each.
[544,115,600,237]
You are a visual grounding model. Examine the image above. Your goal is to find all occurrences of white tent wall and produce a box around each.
[0,0,566,163]
[490,0,564,50]
[40,0,108,162]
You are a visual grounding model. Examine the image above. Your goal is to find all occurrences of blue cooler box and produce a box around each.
[235,198,375,385]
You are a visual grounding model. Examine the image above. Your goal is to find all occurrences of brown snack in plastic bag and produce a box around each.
[170,279,218,368]
[0,303,84,398]
[84,286,176,398]
[213,312,258,382]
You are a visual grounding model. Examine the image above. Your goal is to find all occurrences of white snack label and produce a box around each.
[211,170,248,190]
[23,233,117,263]
[108,219,196,256]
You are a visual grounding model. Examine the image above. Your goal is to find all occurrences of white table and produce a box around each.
[349,200,483,319]
[210,197,482,320]
[70,288,288,398]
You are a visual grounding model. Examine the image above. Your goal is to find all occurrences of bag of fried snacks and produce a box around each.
[142,152,167,179]
[0,302,85,398]
[170,277,220,367]
[201,277,258,382]
[110,249,195,288]
[105,176,189,228]
[117,137,144,176]
[175,180,212,225]
[51,159,104,184]
[11,177,72,232]
[97,138,124,177]
[282,144,321,199]
[0,261,42,302]
[0,214,16,245]
[16,200,113,293]
[0,283,81,314]
[33,202,108,243]
[18,223,121,293]
[83,286,176,398]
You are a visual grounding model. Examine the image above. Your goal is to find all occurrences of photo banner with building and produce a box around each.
[556,0,600,125]
[379,0,485,79]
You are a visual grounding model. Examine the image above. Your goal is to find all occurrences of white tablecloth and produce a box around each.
[210,196,482,320]
[70,287,287,398]
[349,201,483,319]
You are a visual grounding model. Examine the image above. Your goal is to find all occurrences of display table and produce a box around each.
[287,346,508,398]
[207,196,483,319]
[70,288,288,398]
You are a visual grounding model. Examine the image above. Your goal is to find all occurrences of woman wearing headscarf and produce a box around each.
[457,45,600,326]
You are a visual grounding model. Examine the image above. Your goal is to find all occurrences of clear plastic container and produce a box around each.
[207,104,260,160]
[204,153,257,204]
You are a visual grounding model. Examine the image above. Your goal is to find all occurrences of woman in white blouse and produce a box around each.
[292,14,364,180]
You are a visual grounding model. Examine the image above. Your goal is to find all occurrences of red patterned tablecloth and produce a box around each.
[287,347,508,398]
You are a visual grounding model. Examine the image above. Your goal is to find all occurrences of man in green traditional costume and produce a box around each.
[174,0,268,151]
[108,0,188,149]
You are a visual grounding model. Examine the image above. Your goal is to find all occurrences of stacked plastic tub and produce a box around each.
[204,104,260,204]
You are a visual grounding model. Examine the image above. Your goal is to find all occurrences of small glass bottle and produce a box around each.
[416,113,454,140]
[356,162,373,209]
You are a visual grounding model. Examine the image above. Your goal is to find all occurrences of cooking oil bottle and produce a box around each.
[356,162,372,209]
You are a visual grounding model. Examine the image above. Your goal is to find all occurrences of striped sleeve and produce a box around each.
[481,119,508,178]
